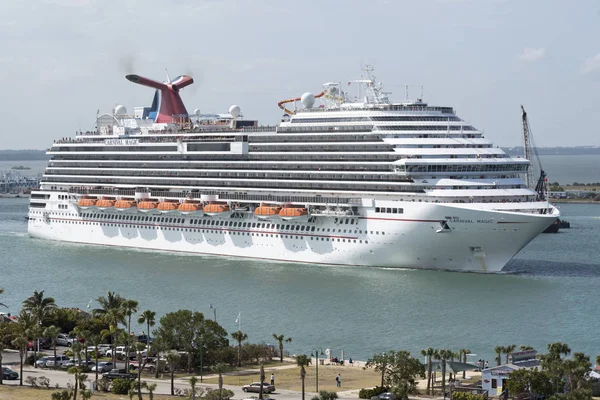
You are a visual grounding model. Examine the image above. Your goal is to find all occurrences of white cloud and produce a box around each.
[518,48,546,63]
[581,53,600,74]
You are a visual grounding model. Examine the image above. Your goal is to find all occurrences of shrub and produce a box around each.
[202,388,235,400]
[26,376,38,388]
[110,378,133,395]
[95,378,110,392]
[311,391,339,400]
[359,386,389,399]
[51,390,73,400]
[38,376,51,389]
[452,392,485,400]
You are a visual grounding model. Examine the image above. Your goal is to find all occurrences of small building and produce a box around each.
[481,350,540,396]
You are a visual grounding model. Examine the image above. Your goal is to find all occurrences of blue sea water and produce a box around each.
[1,197,599,363]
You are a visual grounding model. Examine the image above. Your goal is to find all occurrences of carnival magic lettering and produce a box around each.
[447,216,494,224]
[104,139,140,146]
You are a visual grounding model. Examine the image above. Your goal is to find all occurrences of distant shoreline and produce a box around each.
[551,198,599,204]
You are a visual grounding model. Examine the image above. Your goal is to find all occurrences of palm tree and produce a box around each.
[166,351,180,396]
[87,334,102,385]
[137,309,156,376]
[458,348,471,379]
[421,348,436,395]
[212,362,229,400]
[122,299,139,370]
[494,346,504,366]
[133,342,147,400]
[22,290,57,367]
[0,288,7,308]
[231,330,248,367]
[72,325,91,366]
[189,376,199,400]
[144,382,157,400]
[94,291,125,365]
[43,325,61,370]
[259,363,266,400]
[272,333,292,362]
[100,324,123,365]
[0,323,10,385]
[137,310,156,345]
[296,354,311,400]
[436,349,454,397]
[68,366,86,400]
[505,344,517,364]
[11,336,28,386]
[72,341,83,368]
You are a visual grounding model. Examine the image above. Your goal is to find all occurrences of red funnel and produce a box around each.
[126,74,194,123]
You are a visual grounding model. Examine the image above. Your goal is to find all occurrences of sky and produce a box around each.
[1,0,599,149]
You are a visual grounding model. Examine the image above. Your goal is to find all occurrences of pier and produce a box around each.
[0,170,41,194]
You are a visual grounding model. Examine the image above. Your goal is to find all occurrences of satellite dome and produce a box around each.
[301,92,315,108]
[229,105,241,118]
[114,105,127,115]
[194,108,201,117]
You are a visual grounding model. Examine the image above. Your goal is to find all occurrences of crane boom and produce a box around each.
[521,105,547,201]
[521,105,536,189]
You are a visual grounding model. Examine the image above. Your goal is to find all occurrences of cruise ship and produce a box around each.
[27,67,559,272]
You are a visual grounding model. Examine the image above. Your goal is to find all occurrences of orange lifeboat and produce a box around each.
[178,201,203,215]
[255,204,282,219]
[114,199,136,211]
[203,202,230,216]
[78,197,97,209]
[96,198,115,210]
[137,200,159,212]
[279,207,308,220]
[158,200,178,213]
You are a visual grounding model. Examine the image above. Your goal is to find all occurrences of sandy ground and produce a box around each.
[204,359,381,392]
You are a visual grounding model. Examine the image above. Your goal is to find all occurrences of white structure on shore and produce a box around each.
[27,68,558,272]
[481,350,540,396]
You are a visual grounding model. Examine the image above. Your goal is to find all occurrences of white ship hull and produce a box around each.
[27,194,557,273]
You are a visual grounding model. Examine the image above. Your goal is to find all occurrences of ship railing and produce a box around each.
[67,188,136,196]
[65,187,362,205]
[216,192,362,205]
[298,105,454,114]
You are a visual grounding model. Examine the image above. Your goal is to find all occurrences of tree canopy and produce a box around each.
[365,350,425,392]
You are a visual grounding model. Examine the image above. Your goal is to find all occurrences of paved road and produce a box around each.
[2,351,360,399]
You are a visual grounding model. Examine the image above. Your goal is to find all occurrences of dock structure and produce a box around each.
[0,170,41,193]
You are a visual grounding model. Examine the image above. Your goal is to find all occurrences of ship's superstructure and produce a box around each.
[27,68,558,272]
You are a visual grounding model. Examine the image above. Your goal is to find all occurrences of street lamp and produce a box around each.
[311,347,324,393]
[209,304,217,323]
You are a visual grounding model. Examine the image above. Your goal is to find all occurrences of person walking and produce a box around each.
[270,373,275,386]
[336,374,341,387]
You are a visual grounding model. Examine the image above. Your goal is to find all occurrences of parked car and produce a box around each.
[102,369,136,381]
[105,345,127,359]
[92,361,114,373]
[242,382,276,393]
[130,357,166,373]
[45,355,71,368]
[56,333,74,347]
[2,367,18,380]
[371,393,397,400]
[136,334,153,344]
[63,359,95,369]
[35,356,53,368]
[86,344,112,355]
